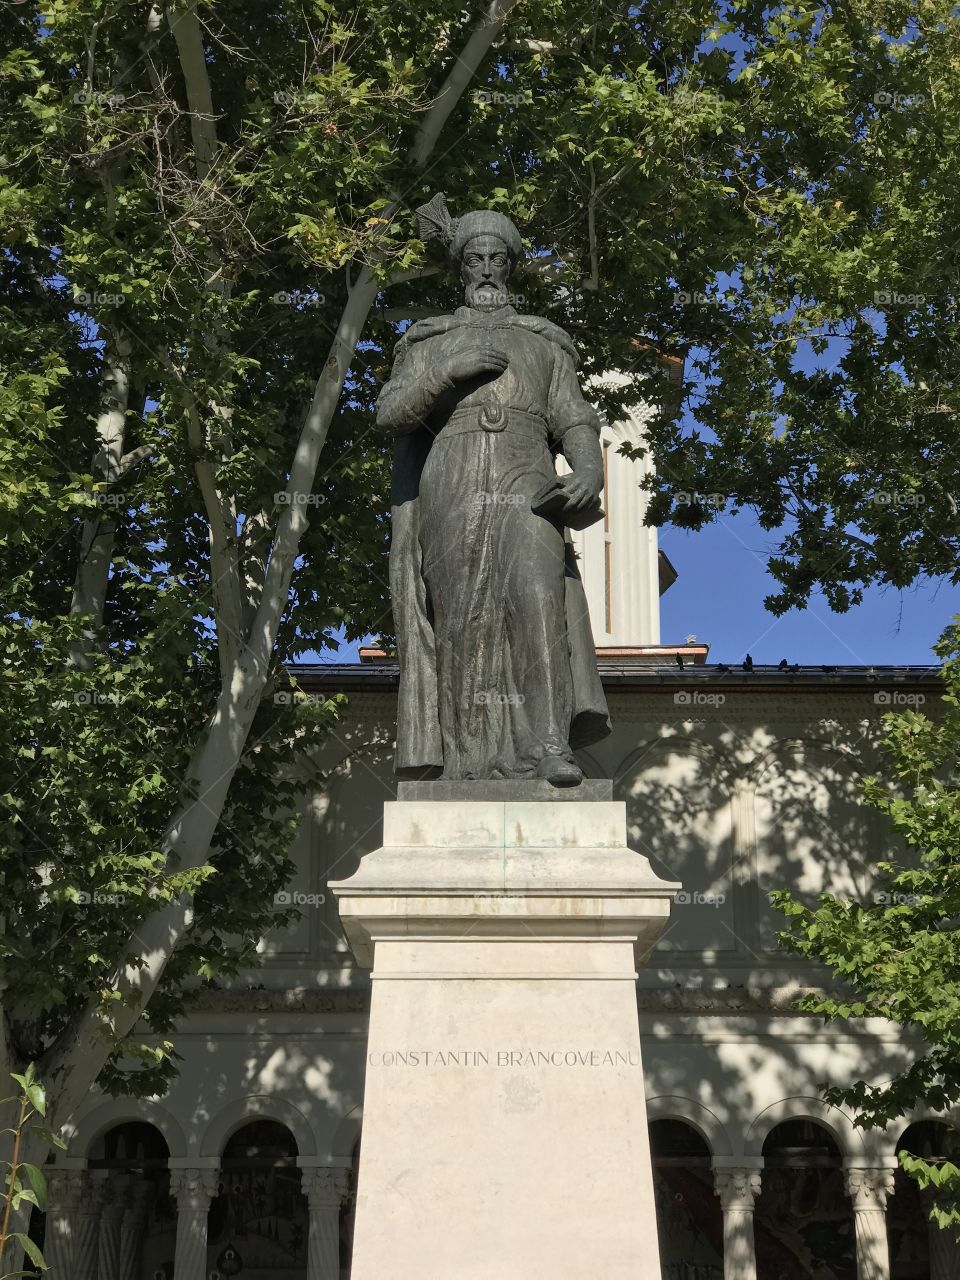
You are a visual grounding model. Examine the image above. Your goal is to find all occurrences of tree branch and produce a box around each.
[408,0,518,170]
[165,1,218,182]
[68,329,132,668]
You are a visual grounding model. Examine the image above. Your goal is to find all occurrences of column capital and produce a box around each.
[714,1167,763,1211]
[170,1167,220,1211]
[301,1166,350,1208]
[843,1166,896,1211]
[45,1166,84,1206]
[100,1171,133,1216]
[77,1169,108,1214]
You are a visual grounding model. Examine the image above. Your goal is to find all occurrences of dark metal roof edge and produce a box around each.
[288,662,942,690]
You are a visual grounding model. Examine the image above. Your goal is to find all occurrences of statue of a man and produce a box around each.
[378,197,610,785]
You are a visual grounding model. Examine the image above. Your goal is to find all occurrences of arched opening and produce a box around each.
[650,1118,723,1278]
[755,1119,855,1279]
[209,1119,308,1278]
[87,1120,174,1280]
[889,1120,960,1279]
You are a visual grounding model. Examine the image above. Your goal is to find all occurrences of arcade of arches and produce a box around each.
[37,1115,958,1278]
[42,1119,357,1280]
[650,1117,960,1280]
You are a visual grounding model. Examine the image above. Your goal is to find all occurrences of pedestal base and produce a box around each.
[330,799,678,1280]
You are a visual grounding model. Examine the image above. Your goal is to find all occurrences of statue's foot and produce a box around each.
[537,755,583,787]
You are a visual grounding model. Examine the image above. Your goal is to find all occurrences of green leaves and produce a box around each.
[0,1068,62,1273]
[8,1233,46,1271]
[7,1072,43,1119]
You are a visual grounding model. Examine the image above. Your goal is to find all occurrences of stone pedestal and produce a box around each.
[330,797,678,1280]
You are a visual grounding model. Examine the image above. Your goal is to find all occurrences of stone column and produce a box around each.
[302,1167,350,1280]
[119,1178,153,1280]
[714,1168,762,1280]
[97,1172,130,1280]
[844,1167,894,1280]
[73,1172,105,1280]
[43,1169,82,1276]
[170,1168,219,1280]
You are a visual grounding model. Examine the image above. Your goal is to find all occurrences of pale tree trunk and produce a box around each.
[68,330,132,666]
[38,0,520,1132]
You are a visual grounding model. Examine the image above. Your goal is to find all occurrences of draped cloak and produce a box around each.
[379,304,611,776]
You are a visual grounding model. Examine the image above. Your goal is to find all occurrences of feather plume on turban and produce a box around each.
[414,193,523,267]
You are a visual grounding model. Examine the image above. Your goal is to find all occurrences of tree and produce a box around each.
[1,0,526,1144]
[3,0,959,1160]
[628,2,960,615]
[774,622,960,1228]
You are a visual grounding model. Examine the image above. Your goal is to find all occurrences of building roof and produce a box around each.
[290,659,940,694]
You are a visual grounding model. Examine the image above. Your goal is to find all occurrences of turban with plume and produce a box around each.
[415,193,523,267]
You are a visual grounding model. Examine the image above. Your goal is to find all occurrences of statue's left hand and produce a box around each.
[557,469,603,511]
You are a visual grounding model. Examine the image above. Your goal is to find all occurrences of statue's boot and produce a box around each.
[537,755,583,787]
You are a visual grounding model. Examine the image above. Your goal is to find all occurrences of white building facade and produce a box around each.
[41,436,954,1280]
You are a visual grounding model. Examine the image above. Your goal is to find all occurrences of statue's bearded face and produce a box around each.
[460,234,512,311]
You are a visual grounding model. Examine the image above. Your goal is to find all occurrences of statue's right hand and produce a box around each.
[441,347,509,384]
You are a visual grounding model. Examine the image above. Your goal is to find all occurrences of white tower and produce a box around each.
[564,374,675,648]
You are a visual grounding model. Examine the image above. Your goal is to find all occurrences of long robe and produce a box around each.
[378,304,611,778]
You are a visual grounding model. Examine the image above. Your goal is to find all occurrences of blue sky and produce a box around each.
[659,509,958,667]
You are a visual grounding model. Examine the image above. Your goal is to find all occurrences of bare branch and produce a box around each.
[407,0,519,171]
[165,1,219,182]
[154,349,245,674]
[117,443,153,478]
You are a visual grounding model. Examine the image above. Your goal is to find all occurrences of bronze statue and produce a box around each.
[378,196,610,785]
